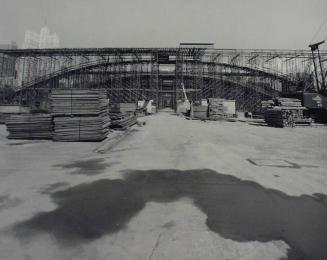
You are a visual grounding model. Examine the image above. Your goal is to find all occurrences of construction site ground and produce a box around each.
[0,111,327,260]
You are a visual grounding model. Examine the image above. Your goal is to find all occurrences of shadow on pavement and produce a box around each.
[13,169,327,260]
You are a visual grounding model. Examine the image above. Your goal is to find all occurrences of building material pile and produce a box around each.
[50,89,109,115]
[261,100,274,110]
[109,103,137,129]
[5,114,53,139]
[110,103,136,114]
[109,114,137,129]
[264,98,312,127]
[51,89,110,141]
[264,108,296,127]
[208,98,236,120]
[193,105,208,120]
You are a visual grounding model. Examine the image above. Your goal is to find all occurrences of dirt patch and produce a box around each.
[14,169,327,259]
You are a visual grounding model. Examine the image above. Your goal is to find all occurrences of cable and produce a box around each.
[310,15,327,44]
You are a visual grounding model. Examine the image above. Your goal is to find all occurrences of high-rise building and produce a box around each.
[22,26,60,49]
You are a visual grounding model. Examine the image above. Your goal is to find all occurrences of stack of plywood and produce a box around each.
[261,100,275,110]
[5,114,53,139]
[51,89,110,141]
[50,89,109,115]
[53,115,110,141]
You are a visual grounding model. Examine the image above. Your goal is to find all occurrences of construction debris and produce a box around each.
[5,114,53,139]
[51,89,110,141]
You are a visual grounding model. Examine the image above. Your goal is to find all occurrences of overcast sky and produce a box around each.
[0,0,327,49]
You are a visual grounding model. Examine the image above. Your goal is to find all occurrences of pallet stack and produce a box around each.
[50,89,110,141]
[264,98,312,127]
[5,114,53,140]
[109,103,137,129]
[208,98,225,120]
[208,98,236,120]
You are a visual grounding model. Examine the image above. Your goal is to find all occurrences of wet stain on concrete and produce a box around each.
[54,158,114,176]
[38,182,70,195]
[14,169,327,259]
[0,195,23,211]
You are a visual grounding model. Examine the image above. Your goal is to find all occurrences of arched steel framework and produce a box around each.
[1,47,326,111]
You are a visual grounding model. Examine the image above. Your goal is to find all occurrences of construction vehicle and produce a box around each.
[303,41,327,122]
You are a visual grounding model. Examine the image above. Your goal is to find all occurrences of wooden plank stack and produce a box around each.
[109,114,137,129]
[50,89,110,141]
[275,97,302,107]
[50,89,109,115]
[264,97,312,127]
[264,108,295,127]
[53,115,110,141]
[109,103,137,130]
[110,103,136,114]
[5,114,53,139]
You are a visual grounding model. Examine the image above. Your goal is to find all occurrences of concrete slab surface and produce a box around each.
[0,112,327,260]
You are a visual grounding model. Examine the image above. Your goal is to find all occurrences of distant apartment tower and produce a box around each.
[22,26,60,49]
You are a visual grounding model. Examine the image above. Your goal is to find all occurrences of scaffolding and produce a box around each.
[1,47,326,111]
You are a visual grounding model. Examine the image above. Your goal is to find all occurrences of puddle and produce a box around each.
[13,169,327,259]
[54,158,115,176]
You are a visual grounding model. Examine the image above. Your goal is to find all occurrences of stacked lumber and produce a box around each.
[53,115,110,141]
[50,89,110,141]
[50,89,109,115]
[5,114,53,139]
[261,100,274,110]
[264,108,295,127]
[110,103,136,114]
[193,105,208,119]
[109,114,137,129]
[275,97,302,107]
[264,97,311,127]
[109,102,137,129]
